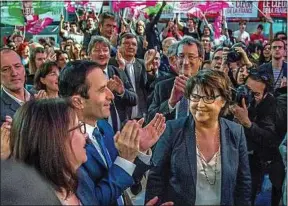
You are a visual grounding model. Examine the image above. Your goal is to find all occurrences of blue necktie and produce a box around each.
[176,97,189,119]
[92,128,124,206]
[92,128,112,167]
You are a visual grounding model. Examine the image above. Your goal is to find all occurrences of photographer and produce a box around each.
[222,43,253,86]
[230,71,278,205]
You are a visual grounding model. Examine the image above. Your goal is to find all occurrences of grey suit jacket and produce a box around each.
[1,88,21,126]
[146,115,251,206]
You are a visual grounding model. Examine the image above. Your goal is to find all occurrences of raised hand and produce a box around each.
[146,196,174,206]
[280,77,287,88]
[35,90,48,100]
[143,36,148,49]
[1,116,12,159]
[230,98,252,128]
[168,75,189,107]
[107,75,125,95]
[114,120,140,162]
[116,47,126,70]
[145,49,157,72]
[137,113,166,153]
[46,49,56,62]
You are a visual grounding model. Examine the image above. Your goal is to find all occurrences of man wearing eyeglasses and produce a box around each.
[109,33,151,120]
[148,37,203,121]
[230,71,281,205]
[259,38,287,93]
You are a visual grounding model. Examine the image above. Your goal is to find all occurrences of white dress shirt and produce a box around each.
[125,60,139,119]
[195,147,221,205]
[2,87,31,106]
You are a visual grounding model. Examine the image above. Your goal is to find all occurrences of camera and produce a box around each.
[231,85,255,107]
[226,48,242,63]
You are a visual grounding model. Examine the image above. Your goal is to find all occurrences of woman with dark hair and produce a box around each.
[56,50,69,70]
[79,48,88,60]
[34,61,60,98]
[6,98,172,206]
[258,43,272,66]
[27,47,46,85]
[9,98,88,205]
[146,69,251,205]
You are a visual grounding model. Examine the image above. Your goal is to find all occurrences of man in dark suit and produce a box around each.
[0,48,31,126]
[259,38,287,93]
[83,12,117,52]
[59,60,166,205]
[87,35,137,131]
[146,42,179,106]
[109,33,151,120]
[147,37,204,122]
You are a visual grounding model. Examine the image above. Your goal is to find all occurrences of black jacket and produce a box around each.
[145,5,165,51]
[106,65,137,128]
[147,77,175,122]
[244,93,278,161]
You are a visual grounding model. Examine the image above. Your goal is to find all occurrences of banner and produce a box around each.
[112,1,158,13]
[223,1,258,18]
[0,1,63,26]
[171,1,219,18]
[258,0,287,18]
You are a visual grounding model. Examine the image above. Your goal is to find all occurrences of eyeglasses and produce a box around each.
[272,45,283,50]
[68,121,86,134]
[177,54,199,62]
[190,94,221,104]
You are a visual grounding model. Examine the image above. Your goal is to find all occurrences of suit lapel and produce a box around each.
[86,143,107,169]
[1,88,21,113]
[133,60,141,87]
[220,118,231,204]
[107,66,113,79]
[184,116,197,188]
[124,69,133,88]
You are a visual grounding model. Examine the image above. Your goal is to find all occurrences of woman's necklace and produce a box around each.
[195,128,220,185]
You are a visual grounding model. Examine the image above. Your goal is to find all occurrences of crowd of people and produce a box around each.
[1,2,287,206]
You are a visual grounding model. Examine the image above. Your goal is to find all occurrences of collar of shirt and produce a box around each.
[85,123,97,140]
[2,87,30,106]
[125,58,135,65]
[103,67,109,79]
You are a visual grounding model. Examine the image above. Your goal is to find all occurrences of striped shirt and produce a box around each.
[272,68,282,89]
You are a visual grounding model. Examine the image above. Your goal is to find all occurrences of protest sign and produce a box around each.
[258,0,287,18]
[223,1,258,18]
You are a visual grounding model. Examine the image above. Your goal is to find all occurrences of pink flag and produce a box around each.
[65,0,90,13]
[187,7,203,19]
[213,15,222,39]
[112,1,157,12]
[25,17,54,35]
[196,1,230,14]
